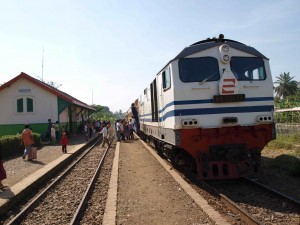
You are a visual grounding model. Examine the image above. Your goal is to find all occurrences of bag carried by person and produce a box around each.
[29,147,37,159]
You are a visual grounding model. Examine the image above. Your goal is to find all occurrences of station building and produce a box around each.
[0,72,95,137]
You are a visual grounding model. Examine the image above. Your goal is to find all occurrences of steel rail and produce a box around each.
[69,134,115,225]
[6,136,103,225]
[244,177,300,206]
[197,179,263,225]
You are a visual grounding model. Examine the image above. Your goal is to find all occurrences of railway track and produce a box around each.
[4,135,115,225]
[202,177,300,225]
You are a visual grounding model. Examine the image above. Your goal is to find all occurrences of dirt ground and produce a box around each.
[2,134,88,187]
[117,139,214,225]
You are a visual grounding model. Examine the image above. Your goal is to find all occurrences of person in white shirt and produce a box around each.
[116,120,121,142]
[51,124,56,145]
[100,124,110,147]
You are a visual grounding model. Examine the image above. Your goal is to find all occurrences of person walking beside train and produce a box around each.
[128,119,134,139]
[100,124,110,148]
[120,120,126,141]
[116,120,121,142]
[21,124,34,161]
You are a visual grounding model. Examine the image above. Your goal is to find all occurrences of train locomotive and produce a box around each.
[130,34,275,179]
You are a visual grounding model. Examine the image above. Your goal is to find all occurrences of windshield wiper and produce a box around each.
[198,70,219,85]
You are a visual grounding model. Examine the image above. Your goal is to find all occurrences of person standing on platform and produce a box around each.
[61,132,68,153]
[21,124,34,161]
[55,121,60,142]
[84,122,88,141]
[51,124,56,145]
[88,121,93,139]
[0,144,7,189]
[47,119,52,141]
[100,124,110,148]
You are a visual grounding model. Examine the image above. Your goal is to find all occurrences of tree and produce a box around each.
[90,104,117,121]
[37,76,62,89]
[274,72,298,100]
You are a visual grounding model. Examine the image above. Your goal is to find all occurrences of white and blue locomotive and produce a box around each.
[131,34,275,179]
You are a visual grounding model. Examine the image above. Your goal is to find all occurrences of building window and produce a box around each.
[17,98,23,113]
[16,97,34,113]
[27,98,33,112]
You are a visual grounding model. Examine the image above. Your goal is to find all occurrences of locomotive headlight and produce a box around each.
[257,114,273,123]
[221,44,230,53]
[222,55,230,63]
[219,44,231,64]
[182,119,198,127]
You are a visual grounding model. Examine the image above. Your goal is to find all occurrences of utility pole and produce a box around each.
[92,89,93,105]
[42,45,44,81]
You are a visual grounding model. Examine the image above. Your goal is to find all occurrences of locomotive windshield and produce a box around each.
[178,57,220,82]
[230,57,266,81]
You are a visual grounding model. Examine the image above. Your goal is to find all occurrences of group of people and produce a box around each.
[116,119,135,142]
[82,120,112,142]
[46,119,69,153]
[22,120,69,162]
[0,117,138,188]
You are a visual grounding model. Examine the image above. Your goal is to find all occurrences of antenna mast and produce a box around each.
[42,46,44,81]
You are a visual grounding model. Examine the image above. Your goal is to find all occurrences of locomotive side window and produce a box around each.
[178,57,220,82]
[162,67,171,90]
[230,57,266,81]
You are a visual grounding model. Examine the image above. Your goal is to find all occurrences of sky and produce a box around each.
[0,0,299,113]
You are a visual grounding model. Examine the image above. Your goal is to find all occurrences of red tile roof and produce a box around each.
[0,72,95,111]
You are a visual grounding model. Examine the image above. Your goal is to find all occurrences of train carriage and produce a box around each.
[132,34,275,179]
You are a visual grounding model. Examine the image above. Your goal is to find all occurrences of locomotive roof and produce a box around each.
[157,35,268,75]
[174,38,268,61]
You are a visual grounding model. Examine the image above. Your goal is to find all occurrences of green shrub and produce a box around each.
[0,135,23,157]
[0,133,42,158]
[32,133,43,147]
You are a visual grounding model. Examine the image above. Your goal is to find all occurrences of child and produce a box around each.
[61,132,68,153]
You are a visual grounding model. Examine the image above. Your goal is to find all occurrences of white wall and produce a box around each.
[59,108,69,123]
[0,78,58,124]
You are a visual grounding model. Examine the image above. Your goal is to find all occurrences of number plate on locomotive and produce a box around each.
[213,94,245,103]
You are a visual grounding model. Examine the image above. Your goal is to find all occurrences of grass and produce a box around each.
[267,134,300,150]
[267,134,300,177]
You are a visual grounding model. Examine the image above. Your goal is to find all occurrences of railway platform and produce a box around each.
[105,137,230,225]
[0,134,98,216]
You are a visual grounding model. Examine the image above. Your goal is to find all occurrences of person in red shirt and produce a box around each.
[61,132,68,153]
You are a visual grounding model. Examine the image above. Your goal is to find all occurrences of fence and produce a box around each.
[276,123,300,136]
